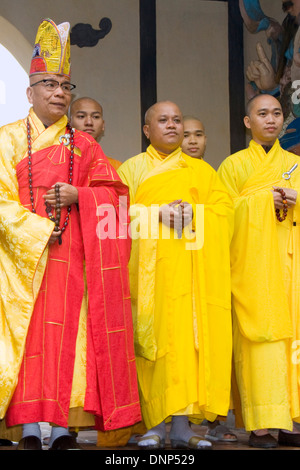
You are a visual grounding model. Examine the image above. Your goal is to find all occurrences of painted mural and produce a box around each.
[240,0,300,154]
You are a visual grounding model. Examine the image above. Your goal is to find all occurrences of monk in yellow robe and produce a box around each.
[218,94,300,448]
[70,97,122,170]
[117,101,234,449]
[181,115,207,160]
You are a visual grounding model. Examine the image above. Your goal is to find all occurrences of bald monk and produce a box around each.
[70,97,122,170]
[218,93,300,448]
[117,100,234,450]
[181,116,207,159]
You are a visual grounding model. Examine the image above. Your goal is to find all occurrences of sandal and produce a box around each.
[249,431,278,448]
[171,436,212,450]
[278,429,300,447]
[137,434,165,450]
[205,424,237,442]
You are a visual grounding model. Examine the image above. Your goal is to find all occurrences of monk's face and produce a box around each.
[244,95,284,146]
[143,102,183,154]
[182,119,207,159]
[70,99,105,141]
[27,74,72,127]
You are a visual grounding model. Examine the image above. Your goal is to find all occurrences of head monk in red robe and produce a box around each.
[0,18,140,450]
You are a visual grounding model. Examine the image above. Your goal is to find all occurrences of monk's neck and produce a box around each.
[156,150,169,159]
[153,147,178,159]
[261,144,273,153]
[253,138,276,154]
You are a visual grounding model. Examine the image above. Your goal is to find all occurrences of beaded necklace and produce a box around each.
[26,118,74,244]
[274,187,288,222]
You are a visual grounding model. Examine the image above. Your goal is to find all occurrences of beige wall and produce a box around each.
[0,0,231,168]
[156,0,230,168]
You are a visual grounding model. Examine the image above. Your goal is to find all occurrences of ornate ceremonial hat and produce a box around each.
[30,18,71,77]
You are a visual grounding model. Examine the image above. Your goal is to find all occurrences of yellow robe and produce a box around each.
[218,139,300,431]
[0,110,54,417]
[0,109,91,427]
[118,145,233,429]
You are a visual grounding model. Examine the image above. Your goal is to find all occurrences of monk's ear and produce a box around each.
[244,116,251,130]
[26,86,33,105]
[143,124,150,140]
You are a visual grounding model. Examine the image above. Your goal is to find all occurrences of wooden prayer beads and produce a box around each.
[274,187,288,222]
[26,119,74,243]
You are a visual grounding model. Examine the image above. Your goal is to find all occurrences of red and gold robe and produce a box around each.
[0,108,141,431]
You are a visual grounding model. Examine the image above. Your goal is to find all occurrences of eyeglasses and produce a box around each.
[282,1,294,12]
[30,79,76,94]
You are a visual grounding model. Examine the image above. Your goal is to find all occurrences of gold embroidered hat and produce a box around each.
[30,18,71,77]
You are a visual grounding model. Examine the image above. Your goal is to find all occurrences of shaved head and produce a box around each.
[70,97,103,117]
[70,97,105,141]
[143,101,183,154]
[144,101,182,125]
[245,94,282,117]
[182,115,207,159]
[243,93,284,145]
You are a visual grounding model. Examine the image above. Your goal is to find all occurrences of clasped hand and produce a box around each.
[159,199,193,234]
[272,187,297,210]
[43,182,78,245]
